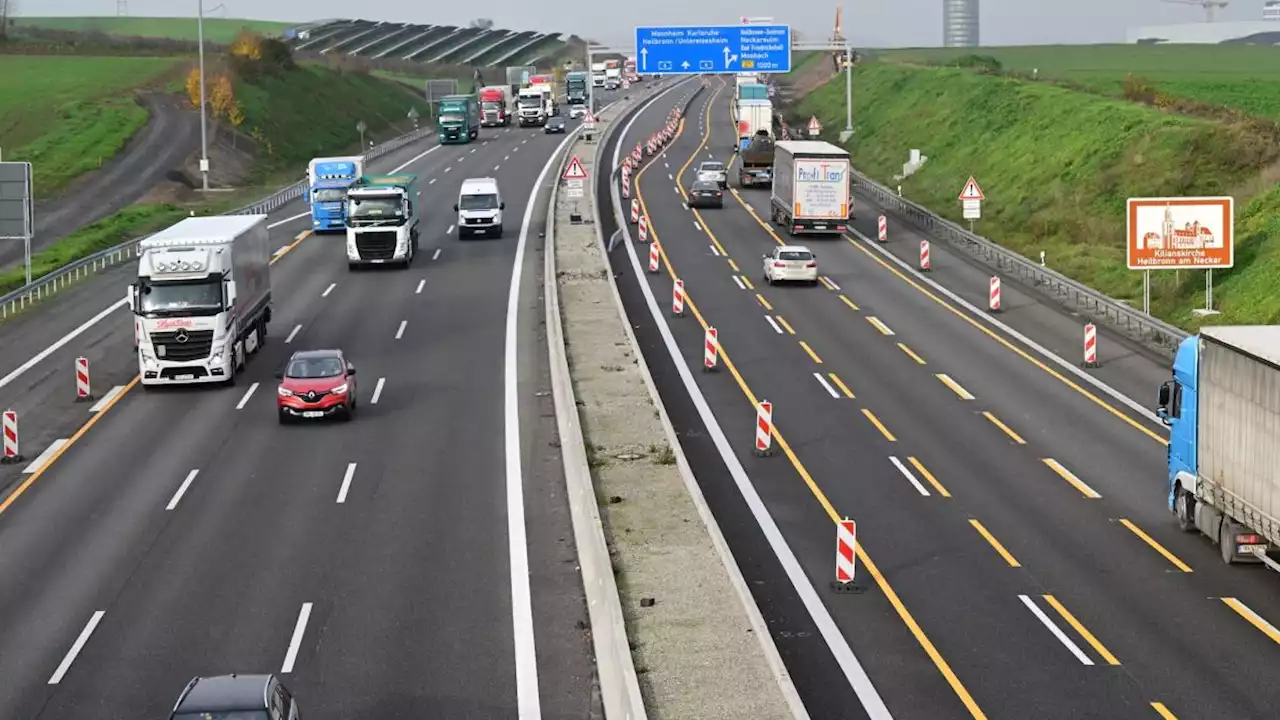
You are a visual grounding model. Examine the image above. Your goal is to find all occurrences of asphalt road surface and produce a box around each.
[607,78,1280,719]
[0,88,623,719]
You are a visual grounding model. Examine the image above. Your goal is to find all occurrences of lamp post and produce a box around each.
[197,0,210,191]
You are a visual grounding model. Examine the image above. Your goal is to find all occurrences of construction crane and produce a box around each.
[1161,0,1229,22]
[829,4,849,71]
[831,4,844,44]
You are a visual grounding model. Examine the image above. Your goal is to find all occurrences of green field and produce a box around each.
[15,16,297,43]
[0,55,184,195]
[877,44,1280,119]
[793,58,1280,329]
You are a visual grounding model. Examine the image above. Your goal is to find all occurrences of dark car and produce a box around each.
[276,348,357,423]
[688,180,723,209]
[170,674,300,720]
[544,116,567,134]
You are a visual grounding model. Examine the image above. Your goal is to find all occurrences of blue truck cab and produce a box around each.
[307,156,364,232]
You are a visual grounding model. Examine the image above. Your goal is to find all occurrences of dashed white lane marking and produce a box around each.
[764,316,784,334]
[336,462,357,504]
[23,439,68,474]
[695,221,703,232]
[285,324,302,344]
[1020,595,1093,665]
[470,148,477,154]
[166,469,200,510]
[88,385,125,412]
[889,456,930,496]
[431,248,442,261]
[495,165,501,171]
[322,283,336,297]
[446,224,455,235]
[48,610,106,685]
[429,178,437,185]
[505,154,511,161]
[731,276,746,290]
[813,373,840,399]
[235,382,259,410]
[370,377,385,404]
[395,320,407,340]
[416,279,426,293]
[281,602,313,673]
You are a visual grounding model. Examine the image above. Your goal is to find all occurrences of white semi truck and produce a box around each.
[129,215,272,387]
[517,86,552,126]
[770,140,853,236]
[345,174,421,268]
[590,62,607,87]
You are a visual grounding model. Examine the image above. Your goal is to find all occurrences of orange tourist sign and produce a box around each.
[1126,196,1234,270]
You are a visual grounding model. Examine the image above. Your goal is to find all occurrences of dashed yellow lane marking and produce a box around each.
[898,343,927,365]
[828,373,855,398]
[969,519,1021,567]
[799,341,824,364]
[1042,594,1121,665]
[775,316,796,335]
[862,408,897,442]
[1118,519,1192,572]
[908,457,951,497]
[984,411,1026,445]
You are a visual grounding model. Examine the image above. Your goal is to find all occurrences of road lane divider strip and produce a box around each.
[88,384,125,412]
[890,456,930,496]
[936,374,975,400]
[1220,597,1280,646]
[22,438,68,474]
[983,411,1026,445]
[969,520,1020,567]
[1150,702,1179,719]
[165,469,200,511]
[866,316,895,336]
[898,343,926,365]
[281,602,313,673]
[764,316,784,334]
[1019,594,1094,665]
[775,316,796,335]
[336,462,357,504]
[1042,458,1102,499]
[47,609,106,684]
[828,373,855,398]
[732,276,746,290]
[1042,594,1120,665]
[813,373,841,398]
[1117,519,1192,572]
[908,457,950,497]
[799,340,823,364]
[862,409,897,442]
[839,295,859,311]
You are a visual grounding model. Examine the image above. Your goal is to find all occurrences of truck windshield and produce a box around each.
[460,193,499,210]
[482,101,502,111]
[517,98,540,108]
[312,188,346,202]
[439,114,464,124]
[138,278,223,316]
[348,196,405,224]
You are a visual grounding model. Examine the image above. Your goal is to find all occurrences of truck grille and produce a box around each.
[150,329,214,362]
[355,231,398,260]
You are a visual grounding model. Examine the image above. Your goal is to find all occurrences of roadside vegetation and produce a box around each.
[789,48,1280,330]
[14,16,296,44]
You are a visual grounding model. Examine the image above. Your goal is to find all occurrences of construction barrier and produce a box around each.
[1084,323,1099,368]
[1,409,20,463]
[919,241,931,271]
[75,356,92,401]
[877,215,887,243]
[755,400,773,457]
[703,327,719,372]
[672,279,685,317]
[649,242,660,274]
[638,215,649,243]
[630,198,640,224]
[989,276,1001,312]
[836,518,857,584]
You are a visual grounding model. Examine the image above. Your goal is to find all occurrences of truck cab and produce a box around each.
[479,85,510,127]
[346,174,421,268]
[454,177,505,239]
[307,156,363,232]
[517,87,550,126]
[590,62,607,87]
[437,95,479,143]
[565,71,590,117]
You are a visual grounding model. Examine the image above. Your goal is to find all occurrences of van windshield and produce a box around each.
[460,193,499,210]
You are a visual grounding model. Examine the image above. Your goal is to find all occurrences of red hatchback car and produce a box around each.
[276,349,357,423]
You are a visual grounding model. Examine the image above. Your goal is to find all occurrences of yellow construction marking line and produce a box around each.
[908,457,950,497]
[968,519,1021,567]
[898,343,927,365]
[862,409,897,442]
[1042,594,1121,665]
[775,316,797,335]
[1221,597,1280,646]
[866,316,895,336]
[841,234,1168,447]
[1042,458,1102,499]
[819,276,837,291]
[984,411,1027,445]
[1118,519,1193,572]
[635,99,988,720]
[936,373,975,400]
[828,373,855,398]
[756,293,774,311]
[741,276,756,290]
[839,294,859,311]
[799,340,824,364]
[727,258,741,273]
[1150,702,1179,719]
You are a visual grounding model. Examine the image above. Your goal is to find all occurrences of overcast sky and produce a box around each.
[26,0,1275,46]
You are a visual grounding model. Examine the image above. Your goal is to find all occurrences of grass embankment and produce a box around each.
[15,17,296,43]
[792,58,1280,329]
[0,55,183,195]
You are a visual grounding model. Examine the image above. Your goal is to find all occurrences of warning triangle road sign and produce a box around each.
[582,111,595,124]
[807,116,822,132]
[959,176,984,201]
[562,155,588,181]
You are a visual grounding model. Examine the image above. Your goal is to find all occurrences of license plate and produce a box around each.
[814,225,827,229]
[303,411,324,418]
[175,374,194,381]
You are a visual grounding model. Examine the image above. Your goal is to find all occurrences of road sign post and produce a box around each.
[563,155,589,220]
[807,116,822,137]
[0,161,34,286]
[635,24,792,75]
[959,175,984,233]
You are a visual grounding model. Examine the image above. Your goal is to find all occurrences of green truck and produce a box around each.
[437,94,480,144]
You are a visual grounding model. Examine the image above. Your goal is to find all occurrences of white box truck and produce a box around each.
[770,140,853,236]
[590,62,607,87]
[129,215,272,387]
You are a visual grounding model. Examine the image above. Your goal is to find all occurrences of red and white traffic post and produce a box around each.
[1,409,20,464]
[754,400,773,457]
[630,198,639,223]
[835,518,857,585]
[1083,323,1100,368]
[632,144,642,163]
[877,215,887,243]
[672,279,686,317]
[75,356,93,401]
[919,241,931,271]
[620,168,631,199]
[703,327,719,372]
[648,242,661,274]
[638,215,649,243]
[988,276,1002,312]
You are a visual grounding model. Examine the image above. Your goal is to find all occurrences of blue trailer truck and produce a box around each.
[1157,326,1280,571]
[437,95,480,144]
[307,156,363,232]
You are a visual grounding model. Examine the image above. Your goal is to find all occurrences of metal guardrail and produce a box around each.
[0,125,437,322]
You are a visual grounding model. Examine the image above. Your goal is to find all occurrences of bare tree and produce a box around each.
[469,17,494,30]
[0,0,16,40]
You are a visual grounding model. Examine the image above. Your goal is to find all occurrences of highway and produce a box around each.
[0,87,623,718]
[605,78,1280,719]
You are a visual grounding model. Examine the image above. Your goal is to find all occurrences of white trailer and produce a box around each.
[129,215,272,387]
[769,140,853,236]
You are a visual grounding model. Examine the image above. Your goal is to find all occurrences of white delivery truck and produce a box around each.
[770,140,853,236]
[590,62,608,87]
[345,174,421,268]
[129,215,272,387]
[517,86,551,126]
[604,66,621,90]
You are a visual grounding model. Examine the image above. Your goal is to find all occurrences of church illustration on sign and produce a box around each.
[1142,204,1216,250]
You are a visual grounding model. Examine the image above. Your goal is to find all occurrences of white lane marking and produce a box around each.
[495,165,502,171]
[522,138,528,144]
[825,277,842,290]
[668,173,674,180]
[431,248,442,261]
[235,382,259,410]
[731,276,746,290]
[483,140,490,145]
[708,243,718,255]
[390,143,441,173]
[889,456,930,496]
[1019,595,1093,665]
[285,324,302,344]
[336,462,357,504]
[470,147,477,154]
[445,166,452,173]
[88,385,125,412]
[764,316,784,334]
[682,202,689,210]
[416,279,426,294]
[867,316,894,335]
[281,602,313,673]
[813,373,840,399]
[429,178,437,185]
[322,283,336,297]
[267,212,308,229]
[370,377,385,404]
[673,186,680,194]
[22,439,68,474]
[166,469,200,510]
[937,373,975,400]
[47,610,106,685]
[505,154,511,161]
[446,224,455,235]
[457,156,464,163]
[616,105,893,719]
[695,221,703,232]
[395,320,407,340]
[513,146,519,152]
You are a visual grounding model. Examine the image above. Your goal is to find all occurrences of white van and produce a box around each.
[455,177,505,239]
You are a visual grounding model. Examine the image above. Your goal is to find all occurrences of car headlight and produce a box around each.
[331,383,348,395]
[278,386,294,397]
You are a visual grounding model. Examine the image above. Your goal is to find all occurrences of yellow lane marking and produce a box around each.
[756,293,774,311]
[819,276,837,291]
[1042,458,1102,499]
[775,316,797,335]
[909,457,951,497]
[636,105,986,719]
[1042,594,1121,665]
[969,519,1021,567]
[828,373,855,398]
[937,373,975,400]
[1221,598,1280,646]
[1150,702,1179,719]
[898,343,927,365]
[727,258,740,273]
[862,409,897,442]
[842,234,1168,447]
[866,316,895,335]
[741,276,755,290]
[984,411,1026,445]
[799,340,823,364]
[839,294,859,311]
[1118,519,1193,572]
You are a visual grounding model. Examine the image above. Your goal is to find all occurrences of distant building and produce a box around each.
[1127,20,1280,44]
[943,0,979,47]
[1266,0,1280,20]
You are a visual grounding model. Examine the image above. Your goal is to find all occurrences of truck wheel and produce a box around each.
[1220,521,1238,565]
[1175,490,1196,532]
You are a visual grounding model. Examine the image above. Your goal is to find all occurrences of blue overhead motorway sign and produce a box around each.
[635,24,792,75]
